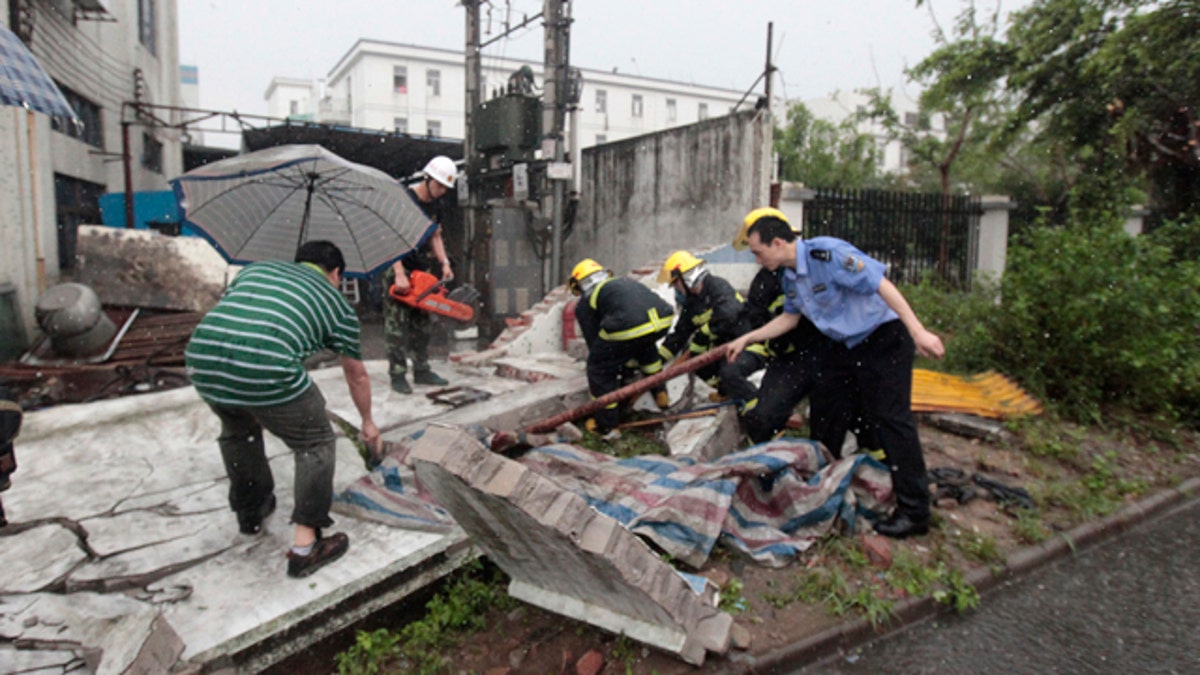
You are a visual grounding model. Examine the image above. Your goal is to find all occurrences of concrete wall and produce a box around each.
[568,109,773,276]
[0,109,58,344]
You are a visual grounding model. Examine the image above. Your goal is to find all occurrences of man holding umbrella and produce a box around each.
[186,241,381,578]
[383,156,458,394]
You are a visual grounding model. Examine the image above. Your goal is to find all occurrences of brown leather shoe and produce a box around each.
[286,531,349,578]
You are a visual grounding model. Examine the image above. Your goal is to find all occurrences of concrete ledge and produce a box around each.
[736,477,1200,673]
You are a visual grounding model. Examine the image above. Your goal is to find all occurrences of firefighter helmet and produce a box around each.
[733,207,797,250]
[568,258,610,296]
[657,250,708,288]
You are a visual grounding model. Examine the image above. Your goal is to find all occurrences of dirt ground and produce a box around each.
[391,418,1200,674]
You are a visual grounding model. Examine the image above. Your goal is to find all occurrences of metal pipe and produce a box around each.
[522,345,730,433]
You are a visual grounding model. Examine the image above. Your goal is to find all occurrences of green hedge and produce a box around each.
[905,218,1200,426]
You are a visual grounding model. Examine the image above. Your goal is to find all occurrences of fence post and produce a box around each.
[977,196,1014,281]
[1123,205,1149,237]
[776,181,814,228]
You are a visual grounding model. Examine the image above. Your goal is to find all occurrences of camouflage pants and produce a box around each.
[383,268,432,377]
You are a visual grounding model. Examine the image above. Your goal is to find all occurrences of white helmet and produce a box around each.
[423,156,457,189]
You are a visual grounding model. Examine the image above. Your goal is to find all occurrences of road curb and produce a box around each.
[731,476,1200,673]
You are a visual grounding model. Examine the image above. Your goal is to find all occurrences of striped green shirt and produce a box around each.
[185,260,362,407]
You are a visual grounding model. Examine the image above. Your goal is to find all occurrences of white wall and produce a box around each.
[0,109,59,340]
[1,0,182,337]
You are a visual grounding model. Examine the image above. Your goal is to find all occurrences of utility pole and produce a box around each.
[764,22,774,107]
[463,1,483,292]
[542,0,572,290]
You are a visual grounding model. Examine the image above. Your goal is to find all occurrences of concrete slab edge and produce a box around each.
[728,477,1200,674]
[507,579,694,660]
[186,537,476,673]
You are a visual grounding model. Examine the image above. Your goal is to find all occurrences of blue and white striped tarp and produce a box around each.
[335,435,892,568]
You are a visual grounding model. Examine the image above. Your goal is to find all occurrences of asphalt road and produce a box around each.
[798,498,1200,674]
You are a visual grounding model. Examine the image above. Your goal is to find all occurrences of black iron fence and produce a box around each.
[802,189,982,288]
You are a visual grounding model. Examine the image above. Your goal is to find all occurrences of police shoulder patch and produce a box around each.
[810,249,831,262]
[843,255,865,272]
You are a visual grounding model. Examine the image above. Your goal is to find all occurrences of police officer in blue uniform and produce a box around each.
[726,211,945,539]
[730,209,878,451]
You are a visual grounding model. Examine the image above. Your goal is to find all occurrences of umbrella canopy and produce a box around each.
[171,144,437,278]
[0,24,79,123]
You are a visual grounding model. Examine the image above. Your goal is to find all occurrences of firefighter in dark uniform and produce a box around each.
[569,259,675,438]
[656,251,757,407]
[726,209,945,539]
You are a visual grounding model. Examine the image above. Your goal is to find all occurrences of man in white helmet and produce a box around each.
[383,156,458,394]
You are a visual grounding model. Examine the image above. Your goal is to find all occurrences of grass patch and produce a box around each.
[335,559,516,675]
[886,550,980,613]
[954,530,1003,565]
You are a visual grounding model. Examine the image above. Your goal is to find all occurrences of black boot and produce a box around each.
[874,511,931,539]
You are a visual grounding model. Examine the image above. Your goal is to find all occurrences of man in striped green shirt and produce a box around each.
[186,241,381,578]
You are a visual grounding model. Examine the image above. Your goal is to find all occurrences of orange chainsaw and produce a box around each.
[389,270,477,324]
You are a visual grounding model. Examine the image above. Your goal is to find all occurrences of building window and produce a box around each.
[289,100,299,116]
[904,112,919,127]
[138,0,157,56]
[142,132,163,173]
[393,65,408,93]
[631,94,643,118]
[427,69,441,97]
[394,117,408,134]
[595,134,607,144]
[666,98,677,122]
[698,102,708,120]
[427,120,441,138]
[595,89,606,114]
[52,84,103,149]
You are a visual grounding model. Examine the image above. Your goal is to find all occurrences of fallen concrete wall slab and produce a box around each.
[0,591,184,674]
[409,425,733,665]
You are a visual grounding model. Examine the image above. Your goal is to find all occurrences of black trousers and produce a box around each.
[586,328,669,432]
[809,320,929,517]
[714,347,763,405]
[741,347,816,445]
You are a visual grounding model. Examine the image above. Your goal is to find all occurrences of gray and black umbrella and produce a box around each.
[170,144,436,278]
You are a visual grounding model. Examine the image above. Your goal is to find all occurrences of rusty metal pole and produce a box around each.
[522,344,730,433]
[122,118,135,229]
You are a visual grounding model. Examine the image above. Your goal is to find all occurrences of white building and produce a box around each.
[264,40,747,149]
[801,89,946,174]
[0,0,182,353]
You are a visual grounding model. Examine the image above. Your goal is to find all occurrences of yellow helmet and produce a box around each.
[732,207,796,251]
[568,258,609,295]
[657,250,706,286]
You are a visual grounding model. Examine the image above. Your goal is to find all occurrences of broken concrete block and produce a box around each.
[410,426,734,665]
[0,523,88,593]
[666,406,741,461]
[0,591,184,675]
[927,412,1014,443]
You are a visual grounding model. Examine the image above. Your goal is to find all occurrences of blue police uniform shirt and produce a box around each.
[782,236,898,347]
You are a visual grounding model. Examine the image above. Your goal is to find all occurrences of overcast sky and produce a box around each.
[179,0,1029,116]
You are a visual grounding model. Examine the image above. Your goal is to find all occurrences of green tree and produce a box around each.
[1001,0,1200,220]
[774,102,880,189]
